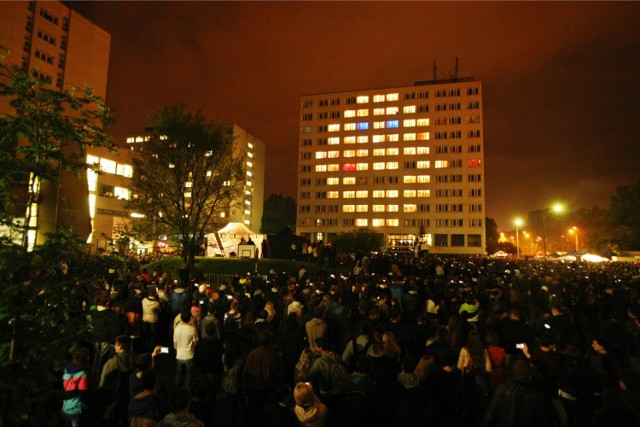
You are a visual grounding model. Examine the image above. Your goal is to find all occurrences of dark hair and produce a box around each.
[180,311,192,324]
[140,368,157,391]
[315,336,329,351]
[115,335,131,350]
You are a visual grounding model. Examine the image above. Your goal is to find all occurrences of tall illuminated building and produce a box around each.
[0,0,110,248]
[297,77,486,254]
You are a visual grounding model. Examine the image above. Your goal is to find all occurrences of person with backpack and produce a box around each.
[303,336,348,425]
[342,323,373,373]
[99,335,138,426]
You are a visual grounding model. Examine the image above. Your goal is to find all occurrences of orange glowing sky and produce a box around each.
[68,1,640,230]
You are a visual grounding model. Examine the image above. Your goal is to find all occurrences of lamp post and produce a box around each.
[568,226,578,252]
[514,218,523,258]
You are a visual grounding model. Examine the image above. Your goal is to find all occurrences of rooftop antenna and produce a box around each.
[432,58,460,81]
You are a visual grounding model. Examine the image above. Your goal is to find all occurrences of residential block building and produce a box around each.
[0,0,111,248]
[296,78,486,254]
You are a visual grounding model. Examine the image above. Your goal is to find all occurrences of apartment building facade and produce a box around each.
[0,0,111,248]
[297,78,486,255]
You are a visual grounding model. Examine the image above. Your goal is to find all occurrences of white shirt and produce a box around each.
[174,322,198,361]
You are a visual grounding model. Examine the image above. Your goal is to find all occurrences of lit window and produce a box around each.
[417,175,430,183]
[373,108,385,116]
[344,110,356,118]
[373,135,385,143]
[247,161,253,168]
[373,191,385,198]
[345,123,356,131]
[100,158,116,174]
[357,109,369,117]
[404,147,416,155]
[247,152,254,158]
[328,191,339,198]
[357,122,369,130]
[373,149,385,156]
[417,118,429,126]
[344,136,356,144]
[356,205,368,212]
[417,147,429,155]
[403,119,416,127]
[403,133,416,141]
[328,164,340,171]
[343,163,356,171]
[355,219,368,226]
[417,132,430,140]
[404,175,416,183]
[404,189,417,197]
[403,105,416,114]
[344,150,356,158]
[386,162,398,170]
[328,151,340,158]
[343,191,355,198]
[373,94,385,103]
[387,148,399,156]
[316,152,327,159]
[87,155,99,165]
[328,137,340,145]
[328,124,340,132]
[343,177,356,185]
[404,204,417,212]
[417,189,430,197]
[372,219,384,227]
[184,192,192,198]
[386,107,399,115]
[417,161,430,169]
[326,177,339,185]
[468,159,482,167]
[316,165,328,172]
[386,190,398,198]
[387,93,398,101]
[435,160,449,168]
[387,205,398,212]
[343,205,355,213]
[357,149,368,157]
[114,187,131,200]
[356,190,368,198]
[373,121,385,129]
[357,95,369,104]
[387,134,399,142]
[356,163,369,171]
[373,205,385,212]
[356,136,368,143]
[386,219,399,226]
[373,162,385,170]
[206,170,213,176]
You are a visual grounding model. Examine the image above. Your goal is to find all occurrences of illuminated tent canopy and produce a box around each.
[207,222,265,258]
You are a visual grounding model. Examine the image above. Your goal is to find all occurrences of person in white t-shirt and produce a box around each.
[174,311,198,390]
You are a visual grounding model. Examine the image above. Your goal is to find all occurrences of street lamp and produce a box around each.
[514,218,523,258]
[568,226,578,252]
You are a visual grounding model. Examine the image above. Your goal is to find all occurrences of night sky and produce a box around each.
[68,1,640,230]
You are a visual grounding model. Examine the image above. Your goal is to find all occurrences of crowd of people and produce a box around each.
[62,253,640,426]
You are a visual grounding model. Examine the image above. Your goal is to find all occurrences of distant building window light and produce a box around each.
[343,163,356,172]
[403,119,416,127]
[373,135,385,143]
[373,162,385,170]
[417,161,430,169]
[386,190,398,198]
[357,109,369,117]
[343,205,355,213]
[315,165,327,172]
[404,189,417,197]
[343,191,355,198]
[355,219,368,226]
[328,124,340,132]
[417,118,429,126]
[357,122,369,130]
[328,164,340,171]
[373,205,385,212]
[468,159,482,167]
[372,219,384,227]
[373,191,385,198]
[386,120,399,128]
[344,150,356,158]
[374,108,385,116]
[373,94,385,103]
[328,151,340,158]
[356,163,369,171]
[404,175,416,183]
[357,96,369,104]
[373,121,386,129]
[435,160,449,168]
[386,93,399,101]
[328,137,340,145]
[403,105,416,114]
[343,177,356,185]
[373,149,385,156]
[357,136,368,143]
[417,132,429,140]
[417,147,429,155]
[344,110,356,118]
[345,123,356,131]
[404,147,416,155]
[356,190,368,198]
[403,133,416,141]
[356,205,368,212]
[386,107,399,115]
[328,191,339,198]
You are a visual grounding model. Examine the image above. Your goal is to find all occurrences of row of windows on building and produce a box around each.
[302,87,481,109]
[298,188,483,199]
[303,174,482,186]
[303,107,483,122]
[298,216,483,230]
[300,159,482,170]
[298,203,483,213]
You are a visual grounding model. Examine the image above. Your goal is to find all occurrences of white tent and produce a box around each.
[207,222,265,258]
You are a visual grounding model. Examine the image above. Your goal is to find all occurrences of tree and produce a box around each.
[330,228,385,254]
[125,105,245,267]
[0,228,114,425]
[0,58,114,248]
[606,180,640,250]
[261,193,296,234]
[485,217,499,254]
